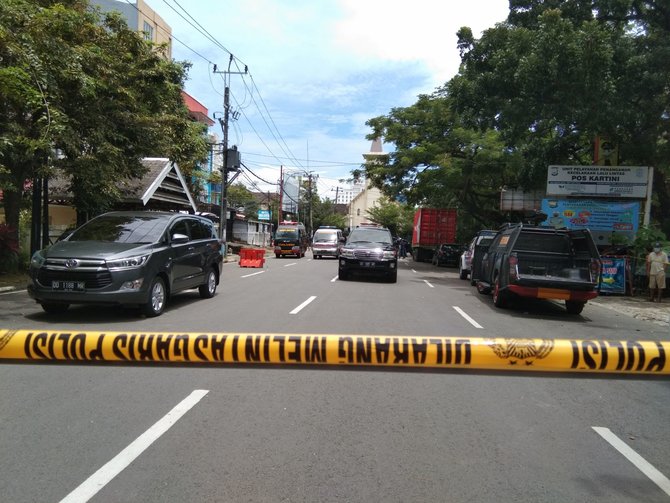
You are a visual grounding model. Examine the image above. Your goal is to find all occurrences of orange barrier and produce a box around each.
[239,248,265,268]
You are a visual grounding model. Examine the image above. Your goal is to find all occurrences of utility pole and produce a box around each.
[213,55,247,257]
[279,165,283,228]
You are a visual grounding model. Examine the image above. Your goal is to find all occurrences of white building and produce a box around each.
[347,139,388,230]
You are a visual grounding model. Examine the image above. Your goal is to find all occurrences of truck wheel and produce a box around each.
[143,276,166,317]
[459,266,468,280]
[338,268,349,281]
[492,276,508,308]
[565,300,586,315]
[199,268,217,299]
[388,271,398,283]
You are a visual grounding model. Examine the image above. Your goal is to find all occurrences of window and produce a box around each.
[143,21,154,42]
[189,219,212,241]
[170,220,189,240]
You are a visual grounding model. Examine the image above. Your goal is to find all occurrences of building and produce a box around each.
[333,180,365,205]
[90,0,172,58]
[347,139,388,230]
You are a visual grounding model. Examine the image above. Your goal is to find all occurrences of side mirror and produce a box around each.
[171,233,189,244]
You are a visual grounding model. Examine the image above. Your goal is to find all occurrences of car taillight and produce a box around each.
[590,258,601,282]
[508,254,519,281]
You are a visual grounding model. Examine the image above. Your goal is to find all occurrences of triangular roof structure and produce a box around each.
[118,158,197,212]
[48,158,197,212]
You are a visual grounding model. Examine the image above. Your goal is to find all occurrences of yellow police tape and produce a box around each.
[0,329,668,375]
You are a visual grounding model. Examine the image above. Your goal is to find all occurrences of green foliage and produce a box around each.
[365,198,413,237]
[630,225,667,262]
[312,198,347,230]
[227,183,258,216]
[0,0,209,239]
[365,2,670,234]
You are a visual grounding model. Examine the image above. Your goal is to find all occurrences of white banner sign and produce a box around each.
[546,165,649,198]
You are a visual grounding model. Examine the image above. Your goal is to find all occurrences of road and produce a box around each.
[1,254,669,502]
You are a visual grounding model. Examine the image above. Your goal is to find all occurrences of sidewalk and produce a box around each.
[590,294,670,327]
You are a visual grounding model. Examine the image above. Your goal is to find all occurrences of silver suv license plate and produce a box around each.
[52,280,85,291]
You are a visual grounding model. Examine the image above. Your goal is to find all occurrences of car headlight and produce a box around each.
[30,250,46,268]
[382,249,397,259]
[341,248,356,259]
[106,254,150,270]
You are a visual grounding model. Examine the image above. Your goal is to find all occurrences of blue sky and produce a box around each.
[155,0,511,198]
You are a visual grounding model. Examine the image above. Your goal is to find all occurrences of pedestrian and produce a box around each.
[646,242,669,302]
[399,238,407,258]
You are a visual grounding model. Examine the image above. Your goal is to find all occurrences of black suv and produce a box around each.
[477,223,601,314]
[28,211,223,316]
[338,226,398,282]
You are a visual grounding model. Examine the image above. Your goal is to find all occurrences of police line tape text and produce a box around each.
[2,331,665,373]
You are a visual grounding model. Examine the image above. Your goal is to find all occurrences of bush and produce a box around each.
[0,224,20,273]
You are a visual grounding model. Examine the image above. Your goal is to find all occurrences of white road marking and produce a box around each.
[411,269,417,273]
[592,426,670,497]
[453,306,483,329]
[284,263,297,267]
[0,289,23,296]
[423,280,434,288]
[241,270,265,278]
[290,296,317,314]
[331,275,339,282]
[60,390,209,503]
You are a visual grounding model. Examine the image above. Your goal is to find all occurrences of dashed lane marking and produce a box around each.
[241,271,265,278]
[60,390,209,503]
[290,296,317,315]
[593,426,670,497]
[453,306,483,329]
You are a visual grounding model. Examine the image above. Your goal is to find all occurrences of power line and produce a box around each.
[240,162,277,187]
[242,151,362,167]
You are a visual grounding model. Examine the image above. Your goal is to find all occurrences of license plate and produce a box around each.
[52,280,85,292]
[360,261,376,267]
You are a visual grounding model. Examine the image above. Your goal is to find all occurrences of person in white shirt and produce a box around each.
[646,242,669,302]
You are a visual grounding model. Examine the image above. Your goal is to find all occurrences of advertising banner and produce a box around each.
[599,257,627,294]
[541,199,640,242]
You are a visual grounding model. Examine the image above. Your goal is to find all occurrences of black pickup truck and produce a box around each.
[477,223,601,314]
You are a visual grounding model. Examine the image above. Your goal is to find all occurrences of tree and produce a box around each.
[312,198,347,231]
[365,2,670,234]
[227,183,258,217]
[366,95,520,229]
[0,0,209,240]
[365,197,413,237]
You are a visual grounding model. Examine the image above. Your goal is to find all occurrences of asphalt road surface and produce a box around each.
[1,254,669,502]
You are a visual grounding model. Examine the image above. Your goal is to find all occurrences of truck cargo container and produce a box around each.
[411,208,457,262]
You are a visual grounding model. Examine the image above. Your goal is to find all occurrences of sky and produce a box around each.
[154,0,511,199]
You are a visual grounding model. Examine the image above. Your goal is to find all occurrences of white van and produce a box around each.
[312,227,344,259]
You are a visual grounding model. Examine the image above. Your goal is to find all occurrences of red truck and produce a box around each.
[411,208,458,262]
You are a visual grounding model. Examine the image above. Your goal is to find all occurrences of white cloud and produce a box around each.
[158,0,510,187]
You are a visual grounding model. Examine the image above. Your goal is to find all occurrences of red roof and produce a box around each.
[181,91,214,126]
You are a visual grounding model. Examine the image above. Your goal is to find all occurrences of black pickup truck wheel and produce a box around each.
[565,300,586,315]
[492,276,508,308]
